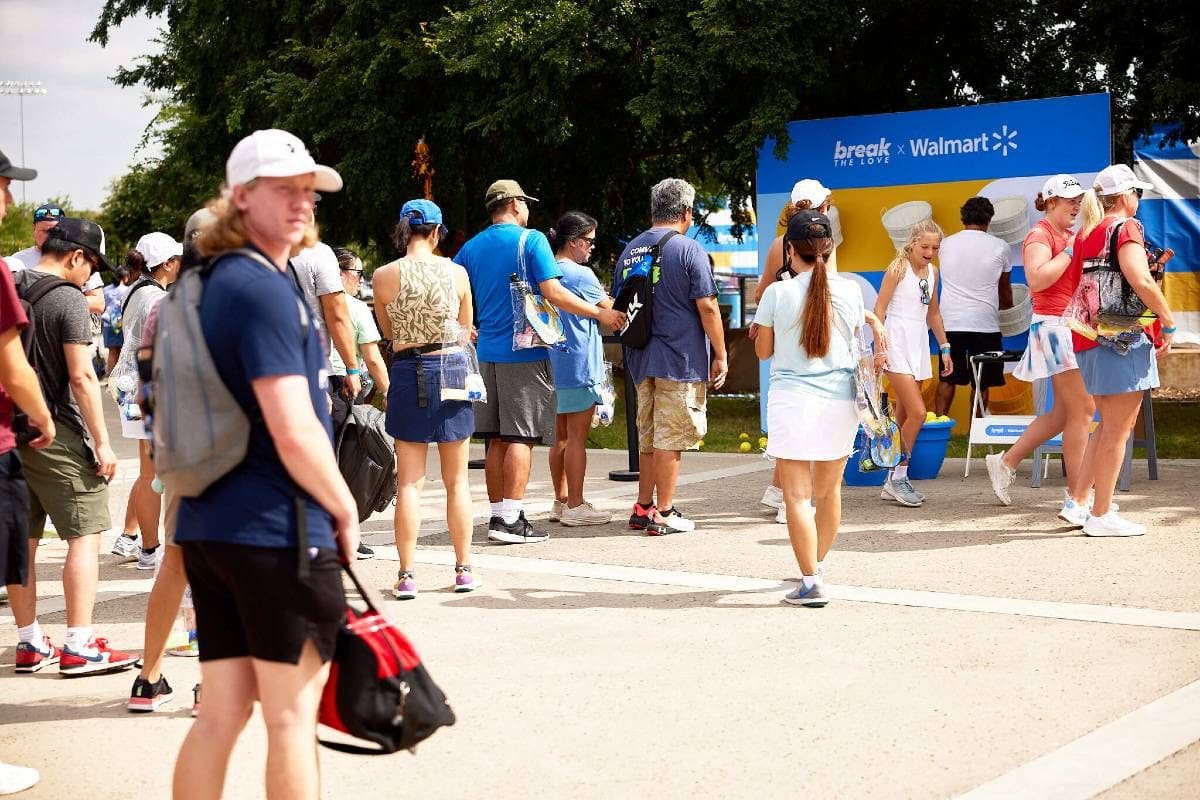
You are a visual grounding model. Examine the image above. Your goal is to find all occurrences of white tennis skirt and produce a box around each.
[884,317,933,380]
[1013,314,1079,382]
[766,387,858,461]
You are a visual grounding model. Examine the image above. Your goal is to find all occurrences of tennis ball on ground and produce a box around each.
[937,415,951,422]
[739,432,750,440]
[697,439,705,448]
[758,437,768,448]
[739,441,752,453]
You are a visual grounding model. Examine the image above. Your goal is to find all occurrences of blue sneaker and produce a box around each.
[784,583,828,608]
[882,477,923,507]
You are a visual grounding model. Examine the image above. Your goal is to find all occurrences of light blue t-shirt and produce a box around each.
[453,223,563,363]
[753,272,865,401]
[548,257,605,389]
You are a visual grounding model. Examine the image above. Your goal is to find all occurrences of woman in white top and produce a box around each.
[754,210,885,608]
[873,219,953,508]
[109,232,181,570]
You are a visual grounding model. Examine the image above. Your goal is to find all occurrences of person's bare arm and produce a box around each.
[998,271,1013,310]
[0,328,53,448]
[319,291,361,397]
[85,288,104,316]
[754,323,774,360]
[695,295,728,389]
[64,342,116,479]
[455,265,474,337]
[254,373,360,561]
[873,271,898,323]
[540,277,627,331]
[926,282,953,377]
[372,265,397,342]
[1022,241,1072,292]
[755,236,785,303]
[360,341,389,397]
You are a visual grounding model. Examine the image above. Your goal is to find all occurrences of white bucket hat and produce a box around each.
[226,129,343,192]
[790,178,832,207]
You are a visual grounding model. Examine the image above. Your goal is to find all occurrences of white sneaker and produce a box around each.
[560,501,612,526]
[0,762,39,795]
[985,453,1015,506]
[1082,489,1118,513]
[137,547,163,571]
[1083,511,1146,537]
[549,500,565,522]
[111,533,140,561]
[760,485,784,510]
[775,504,786,524]
[649,507,696,534]
[1057,498,1089,527]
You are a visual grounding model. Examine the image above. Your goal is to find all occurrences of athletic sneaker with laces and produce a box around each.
[560,501,612,526]
[166,629,200,658]
[549,500,565,522]
[59,637,138,677]
[14,636,60,673]
[127,675,175,712]
[110,533,140,561]
[1083,511,1146,537]
[356,543,376,560]
[1083,489,1117,513]
[985,453,1015,506]
[784,582,828,607]
[882,477,923,507]
[628,502,656,530]
[137,546,162,571]
[648,506,695,535]
[487,512,549,544]
[392,571,417,600]
[454,565,481,593]
[1057,497,1090,527]
[760,485,784,510]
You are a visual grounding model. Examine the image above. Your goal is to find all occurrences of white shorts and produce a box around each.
[1013,314,1079,382]
[120,415,149,440]
[766,387,857,461]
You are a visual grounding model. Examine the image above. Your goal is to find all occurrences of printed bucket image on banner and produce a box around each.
[756,93,1111,433]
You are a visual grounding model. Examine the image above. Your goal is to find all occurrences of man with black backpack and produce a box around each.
[613,178,727,535]
[7,216,136,676]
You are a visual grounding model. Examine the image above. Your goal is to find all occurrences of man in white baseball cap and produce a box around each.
[225,129,343,193]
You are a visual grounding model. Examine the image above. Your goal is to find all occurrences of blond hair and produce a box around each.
[1078,184,1126,239]
[197,182,319,259]
[885,218,943,278]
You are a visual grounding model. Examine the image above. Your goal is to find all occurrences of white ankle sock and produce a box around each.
[490,502,503,519]
[802,575,819,589]
[892,464,909,481]
[17,621,42,644]
[500,499,521,525]
[64,627,93,651]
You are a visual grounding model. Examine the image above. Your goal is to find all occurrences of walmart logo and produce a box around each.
[991,124,1018,157]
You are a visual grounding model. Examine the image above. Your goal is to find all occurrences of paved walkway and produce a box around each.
[1,408,1197,798]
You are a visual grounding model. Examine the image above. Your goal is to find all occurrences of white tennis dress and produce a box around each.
[883,263,935,380]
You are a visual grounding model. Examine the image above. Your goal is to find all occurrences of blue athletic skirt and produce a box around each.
[1077,338,1159,396]
[385,354,475,443]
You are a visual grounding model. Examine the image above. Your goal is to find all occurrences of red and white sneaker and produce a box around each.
[14,636,60,673]
[59,638,138,677]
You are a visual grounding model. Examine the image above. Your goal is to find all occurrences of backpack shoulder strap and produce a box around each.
[1105,220,1127,270]
[121,278,154,316]
[654,229,680,251]
[20,273,77,306]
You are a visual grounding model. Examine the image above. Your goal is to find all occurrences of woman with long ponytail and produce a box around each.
[753,210,885,607]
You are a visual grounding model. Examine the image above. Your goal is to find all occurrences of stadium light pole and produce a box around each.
[0,81,48,204]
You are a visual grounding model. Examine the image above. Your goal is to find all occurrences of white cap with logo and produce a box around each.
[226,129,343,192]
[135,232,183,268]
[1041,174,1086,200]
[790,178,831,207]
[1094,164,1154,196]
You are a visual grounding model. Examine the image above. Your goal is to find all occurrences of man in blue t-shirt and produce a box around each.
[454,179,625,544]
[614,178,727,535]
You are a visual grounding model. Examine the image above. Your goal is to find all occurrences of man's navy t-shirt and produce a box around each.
[174,249,336,551]
[614,229,717,384]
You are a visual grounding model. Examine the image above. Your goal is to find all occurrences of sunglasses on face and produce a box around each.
[343,268,363,276]
[577,236,596,246]
[919,278,931,305]
[1134,188,1144,199]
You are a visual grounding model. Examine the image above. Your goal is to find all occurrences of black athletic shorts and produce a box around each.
[940,331,1005,389]
[0,450,30,587]
[181,541,345,664]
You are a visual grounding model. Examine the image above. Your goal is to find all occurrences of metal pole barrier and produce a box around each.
[605,335,639,481]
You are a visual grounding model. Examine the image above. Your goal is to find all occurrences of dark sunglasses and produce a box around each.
[919,278,931,305]
[342,268,363,276]
[578,236,596,246]
[1134,188,1144,199]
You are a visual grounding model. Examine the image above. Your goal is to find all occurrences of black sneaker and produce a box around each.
[628,502,660,532]
[127,675,174,713]
[487,512,549,544]
[356,543,376,560]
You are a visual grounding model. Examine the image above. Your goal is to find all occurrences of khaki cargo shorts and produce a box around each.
[21,425,110,540]
[635,378,707,453]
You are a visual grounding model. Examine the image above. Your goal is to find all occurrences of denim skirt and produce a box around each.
[385,354,475,443]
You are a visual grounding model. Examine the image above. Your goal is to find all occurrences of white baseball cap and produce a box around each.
[790,178,831,207]
[225,129,343,192]
[1041,174,1086,200]
[1094,164,1153,196]
[135,232,183,268]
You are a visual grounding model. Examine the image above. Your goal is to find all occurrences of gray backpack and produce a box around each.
[152,248,301,497]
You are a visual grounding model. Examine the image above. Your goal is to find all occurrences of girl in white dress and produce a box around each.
[873,218,953,507]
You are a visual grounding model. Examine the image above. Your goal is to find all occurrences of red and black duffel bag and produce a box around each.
[318,564,456,754]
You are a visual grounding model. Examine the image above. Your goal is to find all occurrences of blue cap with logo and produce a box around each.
[399,199,448,236]
[33,203,65,224]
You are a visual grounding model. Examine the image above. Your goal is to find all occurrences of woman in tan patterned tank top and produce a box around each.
[372,199,479,598]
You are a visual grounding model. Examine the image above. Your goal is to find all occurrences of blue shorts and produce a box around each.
[556,385,602,415]
[102,325,123,349]
[1077,338,1160,396]
[385,355,475,443]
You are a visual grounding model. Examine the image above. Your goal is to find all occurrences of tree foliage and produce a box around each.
[91,0,1200,268]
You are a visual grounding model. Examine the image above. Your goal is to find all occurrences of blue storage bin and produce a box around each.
[908,418,955,480]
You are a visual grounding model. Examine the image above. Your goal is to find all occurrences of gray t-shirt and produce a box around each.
[614,229,718,383]
[15,269,91,433]
[288,242,342,367]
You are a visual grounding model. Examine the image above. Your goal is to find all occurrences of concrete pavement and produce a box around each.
[1,406,1197,798]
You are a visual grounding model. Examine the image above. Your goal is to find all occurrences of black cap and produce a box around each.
[786,209,833,241]
[47,218,112,273]
[0,149,36,182]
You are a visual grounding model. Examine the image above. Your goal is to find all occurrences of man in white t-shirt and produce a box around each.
[935,196,1013,416]
[9,204,105,315]
[288,235,361,399]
